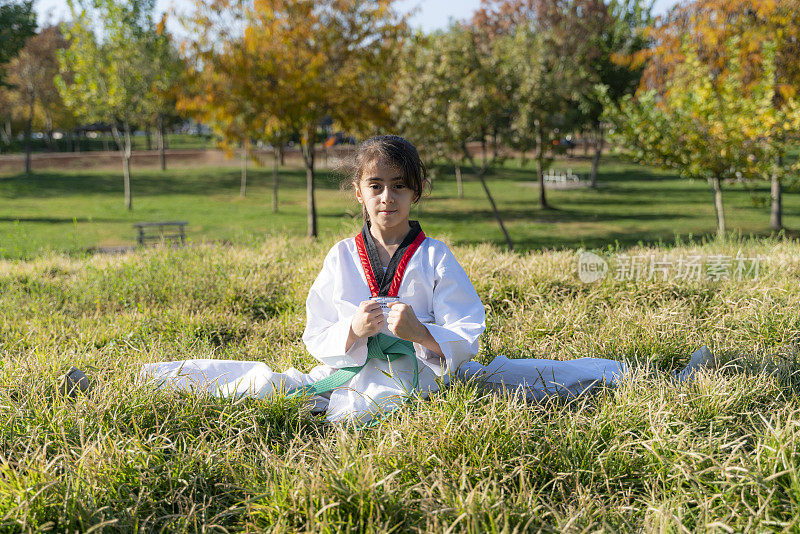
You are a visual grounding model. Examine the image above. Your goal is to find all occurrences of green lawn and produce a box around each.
[0,155,797,259]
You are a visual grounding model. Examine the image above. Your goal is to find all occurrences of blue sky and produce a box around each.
[35,0,680,32]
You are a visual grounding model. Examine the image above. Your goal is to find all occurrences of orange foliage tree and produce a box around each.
[636,0,800,231]
[181,0,408,237]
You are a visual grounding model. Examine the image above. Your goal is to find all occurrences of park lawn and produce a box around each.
[0,155,798,258]
[0,236,798,531]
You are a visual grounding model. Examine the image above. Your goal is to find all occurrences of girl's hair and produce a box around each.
[345,135,429,221]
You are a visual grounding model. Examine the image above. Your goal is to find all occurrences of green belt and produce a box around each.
[286,333,418,400]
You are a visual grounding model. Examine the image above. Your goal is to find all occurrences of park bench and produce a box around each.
[133,221,188,247]
[543,168,584,184]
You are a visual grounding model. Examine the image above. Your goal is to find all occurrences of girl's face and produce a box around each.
[355,159,414,234]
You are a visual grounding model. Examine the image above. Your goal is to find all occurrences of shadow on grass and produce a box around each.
[0,167,345,199]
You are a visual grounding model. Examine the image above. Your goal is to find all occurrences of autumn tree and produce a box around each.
[58,0,165,210]
[605,37,800,239]
[7,25,70,172]
[637,0,800,230]
[0,0,36,146]
[249,0,407,238]
[182,0,406,237]
[179,1,258,196]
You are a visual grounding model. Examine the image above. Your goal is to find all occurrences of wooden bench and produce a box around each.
[133,221,188,247]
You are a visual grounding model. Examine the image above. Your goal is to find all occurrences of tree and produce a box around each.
[636,0,800,230]
[605,37,800,239]
[0,0,36,87]
[392,31,466,198]
[244,0,408,238]
[581,0,652,187]
[483,0,608,209]
[7,25,71,173]
[179,0,258,196]
[183,0,406,228]
[0,0,36,147]
[394,24,514,249]
[58,0,164,210]
[147,18,184,171]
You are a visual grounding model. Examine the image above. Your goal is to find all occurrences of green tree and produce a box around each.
[493,0,608,209]
[582,0,652,187]
[148,18,184,171]
[57,0,163,210]
[394,24,515,249]
[0,0,36,87]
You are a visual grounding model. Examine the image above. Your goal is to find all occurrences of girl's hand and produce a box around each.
[386,301,427,344]
[350,300,384,340]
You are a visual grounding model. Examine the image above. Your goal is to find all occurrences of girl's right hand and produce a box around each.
[350,300,385,340]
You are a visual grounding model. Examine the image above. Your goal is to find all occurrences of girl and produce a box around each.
[139,135,713,424]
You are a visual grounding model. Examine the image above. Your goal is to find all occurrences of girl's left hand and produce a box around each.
[386,301,426,344]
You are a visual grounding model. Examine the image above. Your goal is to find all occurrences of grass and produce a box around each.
[0,155,798,259]
[1,234,800,531]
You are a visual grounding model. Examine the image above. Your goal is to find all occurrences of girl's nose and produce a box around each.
[380,187,393,203]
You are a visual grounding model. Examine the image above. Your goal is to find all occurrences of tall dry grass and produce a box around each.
[0,235,798,532]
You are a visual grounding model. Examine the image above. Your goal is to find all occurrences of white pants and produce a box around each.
[141,355,626,412]
[456,356,627,401]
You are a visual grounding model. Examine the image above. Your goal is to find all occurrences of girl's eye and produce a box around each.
[394,183,406,189]
[370,184,381,190]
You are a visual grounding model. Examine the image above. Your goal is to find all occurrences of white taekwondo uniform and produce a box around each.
[141,222,626,423]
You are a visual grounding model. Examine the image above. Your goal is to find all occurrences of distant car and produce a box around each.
[552,138,576,149]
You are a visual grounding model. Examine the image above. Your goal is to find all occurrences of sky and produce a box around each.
[35,0,681,33]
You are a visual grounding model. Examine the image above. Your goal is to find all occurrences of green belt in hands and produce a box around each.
[286,333,418,399]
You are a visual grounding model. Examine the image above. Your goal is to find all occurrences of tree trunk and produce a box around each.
[455,161,463,199]
[1,115,10,145]
[24,94,34,174]
[123,124,132,211]
[240,140,247,197]
[536,125,549,209]
[590,125,604,188]
[303,138,317,238]
[708,176,725,239]
[583,129,590,156]
[475,165,513,251]
[770,156,782,232]
[145,127,152,151]
[157,112,166,171]
[465,153,513,250]
[272,147,279,213]
[111,123,133,210]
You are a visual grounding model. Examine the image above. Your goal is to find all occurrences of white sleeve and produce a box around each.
[301,246,369,369]
[418,246,486,377]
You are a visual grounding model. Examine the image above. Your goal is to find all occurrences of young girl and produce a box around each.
[139,135,713,424]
